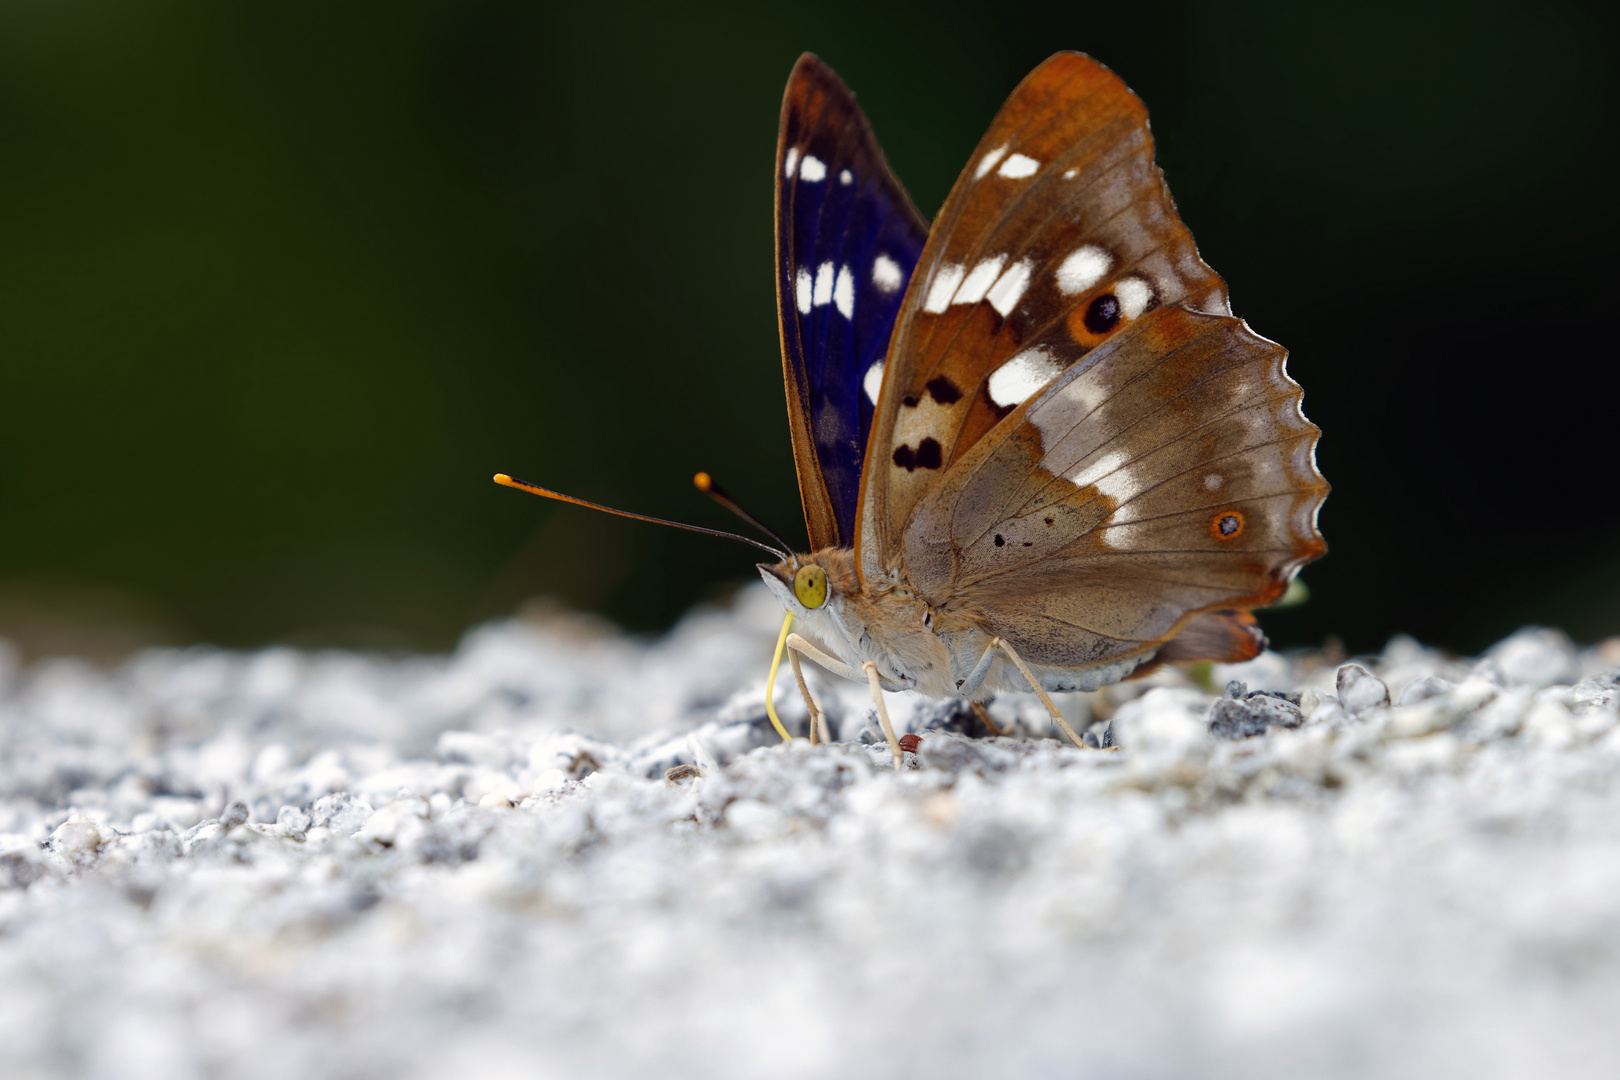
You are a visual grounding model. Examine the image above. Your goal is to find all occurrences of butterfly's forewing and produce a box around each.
[858,52,1234,577]
[776,54,929,550]
[860,51,1327,667]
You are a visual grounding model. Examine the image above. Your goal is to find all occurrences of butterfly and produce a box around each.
[496,51,1328,769]
[752,52,1328,764]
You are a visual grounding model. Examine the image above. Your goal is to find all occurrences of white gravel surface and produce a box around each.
[2,585,1619,1079]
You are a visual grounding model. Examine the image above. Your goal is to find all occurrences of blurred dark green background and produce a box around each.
[1,0,1616,660]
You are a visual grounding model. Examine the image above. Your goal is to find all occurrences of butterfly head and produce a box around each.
[756,549,858,621]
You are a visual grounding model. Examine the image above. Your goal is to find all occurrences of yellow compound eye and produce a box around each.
[793,564,828,609]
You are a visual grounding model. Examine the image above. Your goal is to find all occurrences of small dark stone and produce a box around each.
[1208,693,1304,740]
[1081,721,1115,749]
[220,801,250,830]
[1,849,48,891]
[917,699,1003,739]
[567,750,602,780]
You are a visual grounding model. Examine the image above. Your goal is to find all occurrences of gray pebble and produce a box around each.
[219,801,250,831]
[1337,663,1391,716]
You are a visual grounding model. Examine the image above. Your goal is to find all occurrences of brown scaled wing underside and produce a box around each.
[855,51,1327,669]
[905,304,1326,670]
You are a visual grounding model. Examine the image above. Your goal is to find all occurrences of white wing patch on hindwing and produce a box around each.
[1068,450,1143,504]
[1029,367,1110,449]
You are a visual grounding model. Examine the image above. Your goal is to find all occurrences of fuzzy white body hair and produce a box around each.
[758,554,1149,700]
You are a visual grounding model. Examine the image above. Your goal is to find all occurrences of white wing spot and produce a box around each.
[1062,167,1077,179]
[784,147,800,179]
[833,264,855,319]
[988,347,1062,408]
[1099,522,1146,550]
[1116,276,1153,319]
[1029,375,1107,449]
[799,155,827,182]
[986,259,1033,317]
[1056,245,1112,295]
[795,267,812,315]
[872,254,902,294]
[812,261,834,307]
[863,360,884,405]
[1070,450,1140,503]
[839,169,853,185]
[1204,473,1224,491]
[952,255,1006,306]
[997,153,1039,178]
[973,145,1008,179]
[923,263,965,313]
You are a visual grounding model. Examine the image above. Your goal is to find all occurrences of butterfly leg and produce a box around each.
[996,638,1087,749]
[784,634,905,691]
[786,646,831,745]
[960,637,1087,750]
[783,634,904,767]
[861,662,905,771]
[970,701,1003,737]
[956,643,998,699]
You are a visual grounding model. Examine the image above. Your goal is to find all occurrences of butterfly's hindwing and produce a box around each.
[903,305,1327,670]
[777,55,929,550]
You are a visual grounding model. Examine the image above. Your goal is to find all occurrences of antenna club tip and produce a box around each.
[692,472,713,491]
[493,473,515,487]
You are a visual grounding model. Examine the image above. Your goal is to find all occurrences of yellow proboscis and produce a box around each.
[764,609,794,742]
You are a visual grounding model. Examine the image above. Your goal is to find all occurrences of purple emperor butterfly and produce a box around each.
[497,52,1328,768]
[754,53,1328,764]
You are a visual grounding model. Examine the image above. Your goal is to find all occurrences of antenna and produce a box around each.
[691,472,797,556]
[493,474,790,562]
